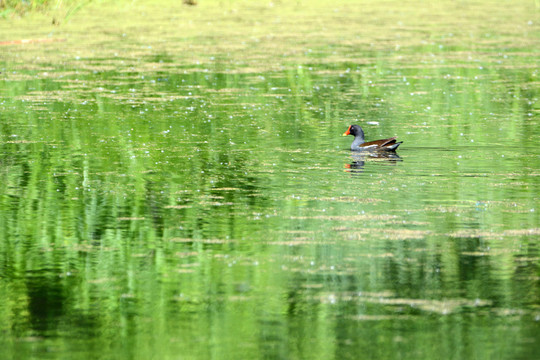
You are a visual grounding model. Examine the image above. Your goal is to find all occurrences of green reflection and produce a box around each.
[1,0,539,359]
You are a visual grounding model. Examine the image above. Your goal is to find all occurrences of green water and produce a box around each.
[1,1,539,359]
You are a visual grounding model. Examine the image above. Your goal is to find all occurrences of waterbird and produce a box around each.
[343,124,402,151]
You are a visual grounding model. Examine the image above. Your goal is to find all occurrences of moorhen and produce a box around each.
[343,124,402,151]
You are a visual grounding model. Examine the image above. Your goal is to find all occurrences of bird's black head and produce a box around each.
[342,124,364,138]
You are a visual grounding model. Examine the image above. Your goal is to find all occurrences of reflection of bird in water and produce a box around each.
[345,152,402,173]
[343,124,402,151]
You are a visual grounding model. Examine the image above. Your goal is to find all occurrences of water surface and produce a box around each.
[1,1,539,359]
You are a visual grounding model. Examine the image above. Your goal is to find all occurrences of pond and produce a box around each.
[0,1,539,359]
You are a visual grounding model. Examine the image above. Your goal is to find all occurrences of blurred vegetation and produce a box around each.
[0,0,538,358]
[0,0,88,19]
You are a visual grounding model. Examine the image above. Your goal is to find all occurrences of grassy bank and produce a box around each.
[0,0,88,19]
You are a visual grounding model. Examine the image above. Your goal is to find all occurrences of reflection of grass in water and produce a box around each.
[0,3,538,356]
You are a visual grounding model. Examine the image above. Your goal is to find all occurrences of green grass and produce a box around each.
[0,0,88,18]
